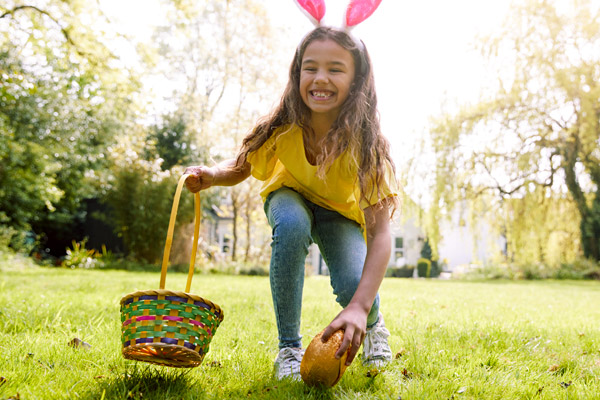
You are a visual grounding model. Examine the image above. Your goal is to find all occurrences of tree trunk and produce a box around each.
[580,194,600,261]
[562,136,600,261]
[230,190,239,262]
[244,204,251,263]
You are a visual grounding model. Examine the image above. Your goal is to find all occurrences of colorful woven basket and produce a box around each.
[120,174,224,368]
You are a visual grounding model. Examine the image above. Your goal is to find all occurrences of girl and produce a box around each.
[185,26,399,380]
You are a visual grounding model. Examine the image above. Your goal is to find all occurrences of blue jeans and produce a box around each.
[264,187,380,349]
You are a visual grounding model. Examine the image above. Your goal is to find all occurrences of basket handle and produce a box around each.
[159,174,201,292]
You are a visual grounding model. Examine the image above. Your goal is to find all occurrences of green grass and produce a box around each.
[1,256,600,399]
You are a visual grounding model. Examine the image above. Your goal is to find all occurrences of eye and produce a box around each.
[302,67,317,72]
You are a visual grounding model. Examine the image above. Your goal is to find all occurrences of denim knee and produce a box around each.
[332,280,360,307]
[265,188,312,248]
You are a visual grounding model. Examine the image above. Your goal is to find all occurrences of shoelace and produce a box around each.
[363,324,391,358]
[278,348,304,370]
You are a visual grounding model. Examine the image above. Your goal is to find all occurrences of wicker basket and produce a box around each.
[120,174,224,368]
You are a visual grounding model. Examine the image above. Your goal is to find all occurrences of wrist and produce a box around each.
[207,166,218,186]
[346,299,371,315]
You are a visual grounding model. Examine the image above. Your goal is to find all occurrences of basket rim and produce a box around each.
[120,289,223,314]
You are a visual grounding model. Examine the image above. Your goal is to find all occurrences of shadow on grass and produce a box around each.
[79,364,340,400]
[80,365,204,400]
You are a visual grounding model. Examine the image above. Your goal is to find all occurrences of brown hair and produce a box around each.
[236,26,398,215]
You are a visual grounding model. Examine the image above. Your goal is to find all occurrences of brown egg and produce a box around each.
[300,329,350,387]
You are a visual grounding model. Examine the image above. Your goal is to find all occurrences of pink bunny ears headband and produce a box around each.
[294,0,382,30]
[293,0,382,74]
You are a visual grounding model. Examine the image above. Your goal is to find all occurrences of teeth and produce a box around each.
[312,91,332,98]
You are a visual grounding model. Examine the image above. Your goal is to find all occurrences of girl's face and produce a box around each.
[299,38,356,121]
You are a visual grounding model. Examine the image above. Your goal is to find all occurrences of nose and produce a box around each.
[314,69,329,84]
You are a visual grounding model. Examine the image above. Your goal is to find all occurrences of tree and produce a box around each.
[428,0,600,262]
[144,0,284,263]
[0,0,139,253]
[103,133,194,263]
[145,112,199,171]
[501,187,581,264]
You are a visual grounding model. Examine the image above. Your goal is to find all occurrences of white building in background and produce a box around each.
[305,217,425,275]
[203,205,234,260]
[389,218,425,267]
[205,202,504,275]
[436,207,506,271]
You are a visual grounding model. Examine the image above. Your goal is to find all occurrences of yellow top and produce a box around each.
[246,124,399,228]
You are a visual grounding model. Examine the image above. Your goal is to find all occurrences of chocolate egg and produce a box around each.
[300,329,350,387]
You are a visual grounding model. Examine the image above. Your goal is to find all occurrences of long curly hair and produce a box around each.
[236,26,398,215]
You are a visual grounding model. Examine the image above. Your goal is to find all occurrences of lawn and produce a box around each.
[1,256,600,399]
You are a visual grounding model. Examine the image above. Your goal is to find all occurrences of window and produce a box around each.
[222,236,231,253]
[394,236,404,265]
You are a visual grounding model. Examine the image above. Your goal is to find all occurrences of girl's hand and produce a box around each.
[320,303,368,366]
[184,166,215,192]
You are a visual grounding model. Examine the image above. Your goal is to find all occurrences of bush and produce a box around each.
[61,240,119,269]
[239,265,269,276]
[386,266,415,278]
[419,238,440,278]
[205,260,269,276]
[104,155,193,263]
[555,259,600,280]
[430,260,441,278]
[461,259,600,281]
[417,258,432,278]
[62,239,98,269]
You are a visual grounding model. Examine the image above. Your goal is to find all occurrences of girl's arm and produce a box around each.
[321,199,392,365]
[184,158,251,192]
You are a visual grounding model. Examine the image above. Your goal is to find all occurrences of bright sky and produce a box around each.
[100,0,510,187]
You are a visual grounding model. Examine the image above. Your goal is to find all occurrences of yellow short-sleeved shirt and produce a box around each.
[246,124,399,228]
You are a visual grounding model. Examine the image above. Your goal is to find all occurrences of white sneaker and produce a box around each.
[362,314,393,367]
[274,347,304,380]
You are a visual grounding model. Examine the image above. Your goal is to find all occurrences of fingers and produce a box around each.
[335,325,364,365]
[321,311,367,366]
[183,166,213,192]
[336,328,352,361]
[320,320,342,343]
[342,329,364,365]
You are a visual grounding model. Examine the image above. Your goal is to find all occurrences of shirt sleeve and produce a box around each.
[359,160,400,209]
[246,134,278,181]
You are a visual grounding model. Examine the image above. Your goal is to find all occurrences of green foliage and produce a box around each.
[420,238,433,260]
[419,238,440,277]
[462,258,600,280]
[0,0,281,263]
[427,0,600,263]
[555,258,600,280]
[61,240,120,269]
[225,261,269,276]
[385,265,415,278]
[580,195,600,263]
[0,64,67,232]
[104,149,193,263]
[0,1,140,253]
[145,112,198,171]
[502,188,581,265]
[0,212,35,253]
[417,258,431,278]
[144,0,283,264]
[62,239,98,269]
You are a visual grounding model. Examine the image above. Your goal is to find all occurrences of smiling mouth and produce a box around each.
[310,90,334,100]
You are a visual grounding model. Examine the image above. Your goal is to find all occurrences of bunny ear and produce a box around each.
[344,0,382,28]
[294,0,326,27]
